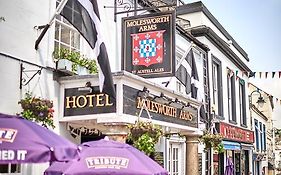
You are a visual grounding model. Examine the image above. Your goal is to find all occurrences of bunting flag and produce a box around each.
[61,0,115,98]
[272,72,276,78]
[228,69,281,79]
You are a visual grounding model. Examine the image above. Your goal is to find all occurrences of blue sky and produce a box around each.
[187,0,281,72]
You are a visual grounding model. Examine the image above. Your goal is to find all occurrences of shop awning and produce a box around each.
[241,143,254,150]
[222,141,240,150]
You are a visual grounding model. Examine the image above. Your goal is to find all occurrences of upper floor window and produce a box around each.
[263,124,266,151]
[239,79,247,126]
[211,55,223,118]
[254,119,259,151]
[227,70,236,123]
[55,0,80,52]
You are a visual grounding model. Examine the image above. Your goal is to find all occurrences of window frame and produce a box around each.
[211,55,223,119]
[227,71,236,123]
[239,80,247,127]
[55,0,81,52]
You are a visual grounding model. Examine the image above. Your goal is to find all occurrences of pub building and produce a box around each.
[215,122,255,174]
[58,71,203,175]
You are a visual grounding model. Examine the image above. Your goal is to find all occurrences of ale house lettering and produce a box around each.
[136,97,193,121]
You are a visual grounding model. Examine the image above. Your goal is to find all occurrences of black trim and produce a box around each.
[239,80,247,127]
[190,26,252,72]
[176,1,249,61]
[212,55,223,118]
[228,73,236,123]
[176,24,209,52]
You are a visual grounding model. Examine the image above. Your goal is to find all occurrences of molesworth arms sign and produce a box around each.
[122,12,175,78]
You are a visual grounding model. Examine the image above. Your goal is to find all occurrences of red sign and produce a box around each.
[218,122,254,143]
[131,30,165,67]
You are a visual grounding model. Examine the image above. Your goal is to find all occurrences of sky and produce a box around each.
[184,0,281,125]
[187,0,281,72]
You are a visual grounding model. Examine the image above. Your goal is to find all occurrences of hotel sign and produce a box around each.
[217,122,254,143]
[64,86,116,116]
[123,85,198,128]
[122,12,175,78]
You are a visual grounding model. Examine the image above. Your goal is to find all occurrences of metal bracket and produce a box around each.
[20,63,43,89]
[104,0,178,22]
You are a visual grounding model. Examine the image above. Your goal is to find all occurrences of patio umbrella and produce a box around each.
[44,139,168,175]
[0,113,80,164]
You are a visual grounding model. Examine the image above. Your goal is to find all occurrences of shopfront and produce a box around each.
[58,71,202,175]
[215,122,254,175]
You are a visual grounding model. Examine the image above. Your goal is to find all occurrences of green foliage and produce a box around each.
[199,131,224,153]
[18,92,55,129]
[53,48,98,74]
[127,121,163,156]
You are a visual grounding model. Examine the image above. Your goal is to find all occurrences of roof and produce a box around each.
[176,1,249,61]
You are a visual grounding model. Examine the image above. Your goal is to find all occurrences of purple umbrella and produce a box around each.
[0,113,80,164]
[224,158,234,175]
[44,139,168,175]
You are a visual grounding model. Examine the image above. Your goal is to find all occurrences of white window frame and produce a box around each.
[166,136,186,175]
[55,0,81,52]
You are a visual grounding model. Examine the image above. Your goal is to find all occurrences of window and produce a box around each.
[227,71,236,122]
[168,143,183,175]
[260,122,263,151]
[263,124,266,151]
[0,164,21,174]
[211,56,223,118]
[55,0,80,52]
[239,80,247,126]
[254,119,259,151]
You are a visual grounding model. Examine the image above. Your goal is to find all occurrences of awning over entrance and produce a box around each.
[222,141,240,150]
[241,143,254,150]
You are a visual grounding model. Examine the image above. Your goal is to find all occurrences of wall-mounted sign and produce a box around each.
[122,12,175,78]
[64,86,116,117]
[123,85,198,128]
[217,122,254,143]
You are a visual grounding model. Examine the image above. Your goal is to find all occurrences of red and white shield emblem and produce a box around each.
[131,30,165,67]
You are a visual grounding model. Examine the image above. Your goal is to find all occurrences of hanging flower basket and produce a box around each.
[127,121,163,156]
[199,131,224,153]
[18,92,55,129]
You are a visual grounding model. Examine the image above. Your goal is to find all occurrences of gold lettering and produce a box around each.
[179,110,193,121]
[96,94,105,107]
[66,96,77,108]
[139,24,157,32]
[126,16,170,28]
[105,94,113,106]
[136,97,143,108]
[86,94,95,107]
[76,95,87,108]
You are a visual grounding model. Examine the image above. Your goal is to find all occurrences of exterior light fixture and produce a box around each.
[249,89,266,108]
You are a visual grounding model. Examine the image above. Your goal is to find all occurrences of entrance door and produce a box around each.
[168,142,184,175]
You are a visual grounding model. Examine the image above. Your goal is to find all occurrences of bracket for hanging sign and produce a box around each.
[19,63,43,89]
[104,0,178,22]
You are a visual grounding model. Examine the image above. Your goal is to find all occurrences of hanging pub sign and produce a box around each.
[216,122,254,143]
[122,11,175,78]
[63,86,116,117]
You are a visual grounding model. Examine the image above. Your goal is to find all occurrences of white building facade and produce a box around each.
[0,0,210,175]
[176,2,255,175]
